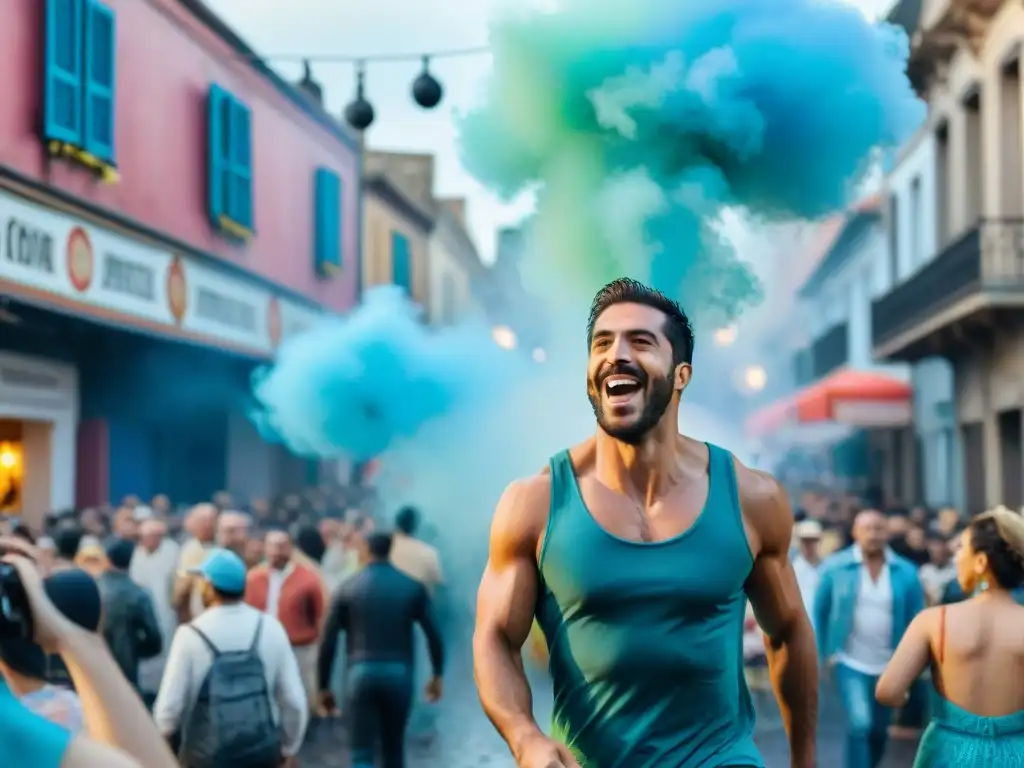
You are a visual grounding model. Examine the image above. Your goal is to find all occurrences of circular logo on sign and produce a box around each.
[267,296,282,349]
[166,255,187,324]
[66,227,93,293]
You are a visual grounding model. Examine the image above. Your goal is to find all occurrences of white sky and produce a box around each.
[206,0,897,265]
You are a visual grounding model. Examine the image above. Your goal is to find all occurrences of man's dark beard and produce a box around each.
[587,365,674,445]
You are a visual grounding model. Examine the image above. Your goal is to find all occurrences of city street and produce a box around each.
[300,648,920,767]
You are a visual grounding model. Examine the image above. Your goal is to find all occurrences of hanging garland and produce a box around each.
[259,47,491,130]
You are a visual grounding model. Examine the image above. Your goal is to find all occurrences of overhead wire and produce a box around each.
[252,46,491,65]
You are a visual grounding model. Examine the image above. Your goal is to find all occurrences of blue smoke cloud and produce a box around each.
[459,0,923,315]
[250,287,522,460]
[252,0,922,461]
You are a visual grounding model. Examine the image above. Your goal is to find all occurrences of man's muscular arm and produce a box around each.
[473,477,548,759]
[741,467,818,768]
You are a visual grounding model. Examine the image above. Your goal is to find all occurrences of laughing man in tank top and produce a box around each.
[473,279,818,768]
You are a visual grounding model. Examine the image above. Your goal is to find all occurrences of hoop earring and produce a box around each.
[978,578,990,593]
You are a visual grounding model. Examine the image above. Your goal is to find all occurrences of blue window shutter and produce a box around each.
[207,84,227,226]
[228,98,253,229]
[82,0,116,162]
[392,231,410,293]
[43,0,83,144]
[314,168,341,274]
[313,169,327,272]
[342,174,350,270]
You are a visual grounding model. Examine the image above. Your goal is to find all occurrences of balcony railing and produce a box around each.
[872,219,1024,350]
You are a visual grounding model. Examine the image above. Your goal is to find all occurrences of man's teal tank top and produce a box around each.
[536,443,762,767]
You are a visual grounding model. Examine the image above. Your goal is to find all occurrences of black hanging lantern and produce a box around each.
[344,63,374,131]
[411,56,443,109]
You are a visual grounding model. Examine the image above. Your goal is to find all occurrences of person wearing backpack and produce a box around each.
[153,548,308,767]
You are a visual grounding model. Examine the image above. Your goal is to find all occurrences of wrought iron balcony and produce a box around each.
[872,219,1024,360]
[811,322,848,379]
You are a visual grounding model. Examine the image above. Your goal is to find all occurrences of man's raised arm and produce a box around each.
[473,476,549,759]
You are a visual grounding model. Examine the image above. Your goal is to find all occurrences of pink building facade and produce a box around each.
[0,0,360,523]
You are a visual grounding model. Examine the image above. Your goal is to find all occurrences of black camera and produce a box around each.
[0,565,101,640]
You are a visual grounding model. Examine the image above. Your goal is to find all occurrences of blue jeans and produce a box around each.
[347,661,413,768]
[834,663,892,768]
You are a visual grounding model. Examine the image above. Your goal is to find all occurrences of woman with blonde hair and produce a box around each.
[876,505,1024,765]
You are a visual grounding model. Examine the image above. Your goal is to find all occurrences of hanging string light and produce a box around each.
[343,62,374,131]
[411,56,443,109]
[254,45,490,131]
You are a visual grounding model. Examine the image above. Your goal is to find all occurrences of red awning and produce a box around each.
[745,369,912,439]
[794,369,912,426]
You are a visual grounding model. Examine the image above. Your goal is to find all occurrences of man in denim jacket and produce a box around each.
[814,509,924,768]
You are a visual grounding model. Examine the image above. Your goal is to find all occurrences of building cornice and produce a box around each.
[364,175,434,234]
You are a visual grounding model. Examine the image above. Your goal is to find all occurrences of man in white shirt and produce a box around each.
[153,548,308,766]
[130,518,180,704]
[792,519,823,627]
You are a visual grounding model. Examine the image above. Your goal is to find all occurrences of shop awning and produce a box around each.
[795,369,912,426]
[745,369,913,439]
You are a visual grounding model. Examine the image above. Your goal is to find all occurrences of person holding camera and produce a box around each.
[0,537,178,767]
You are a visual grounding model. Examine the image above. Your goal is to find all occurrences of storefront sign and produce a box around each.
[5,219,55,275]
[102,253,157,302]
[0,191,324,356]
[195,287,257,332]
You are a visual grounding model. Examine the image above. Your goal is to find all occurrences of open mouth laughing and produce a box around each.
[604,374,644,406]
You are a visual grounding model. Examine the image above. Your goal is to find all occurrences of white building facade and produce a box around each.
[883,130,963,510]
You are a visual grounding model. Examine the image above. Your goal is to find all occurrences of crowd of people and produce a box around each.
[0,486,448,767]
[3,473,1024,768]
[767,484,1024,767]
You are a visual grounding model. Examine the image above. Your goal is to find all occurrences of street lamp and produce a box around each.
[713,326,737,347]
[743,365,767,392]
[492,325,517,350]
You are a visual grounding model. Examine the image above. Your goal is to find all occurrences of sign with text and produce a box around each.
[0,191,322,356]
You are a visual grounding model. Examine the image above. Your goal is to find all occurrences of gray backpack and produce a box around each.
[179,617,281,768]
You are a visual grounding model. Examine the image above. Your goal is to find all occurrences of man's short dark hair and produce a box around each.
[54,525,84,561]
[395,506,420,535]
[586,278,695,366]
[366,532,393,559]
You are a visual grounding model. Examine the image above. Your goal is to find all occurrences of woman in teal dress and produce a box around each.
[876,507,1024,767]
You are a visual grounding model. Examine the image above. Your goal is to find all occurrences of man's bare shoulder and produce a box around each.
[732,458,785,508]
[494,438,594,538]
[731,456,794,547]
[499,473,552,520]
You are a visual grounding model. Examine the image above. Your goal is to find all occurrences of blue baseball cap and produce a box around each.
[189,548,247,595]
